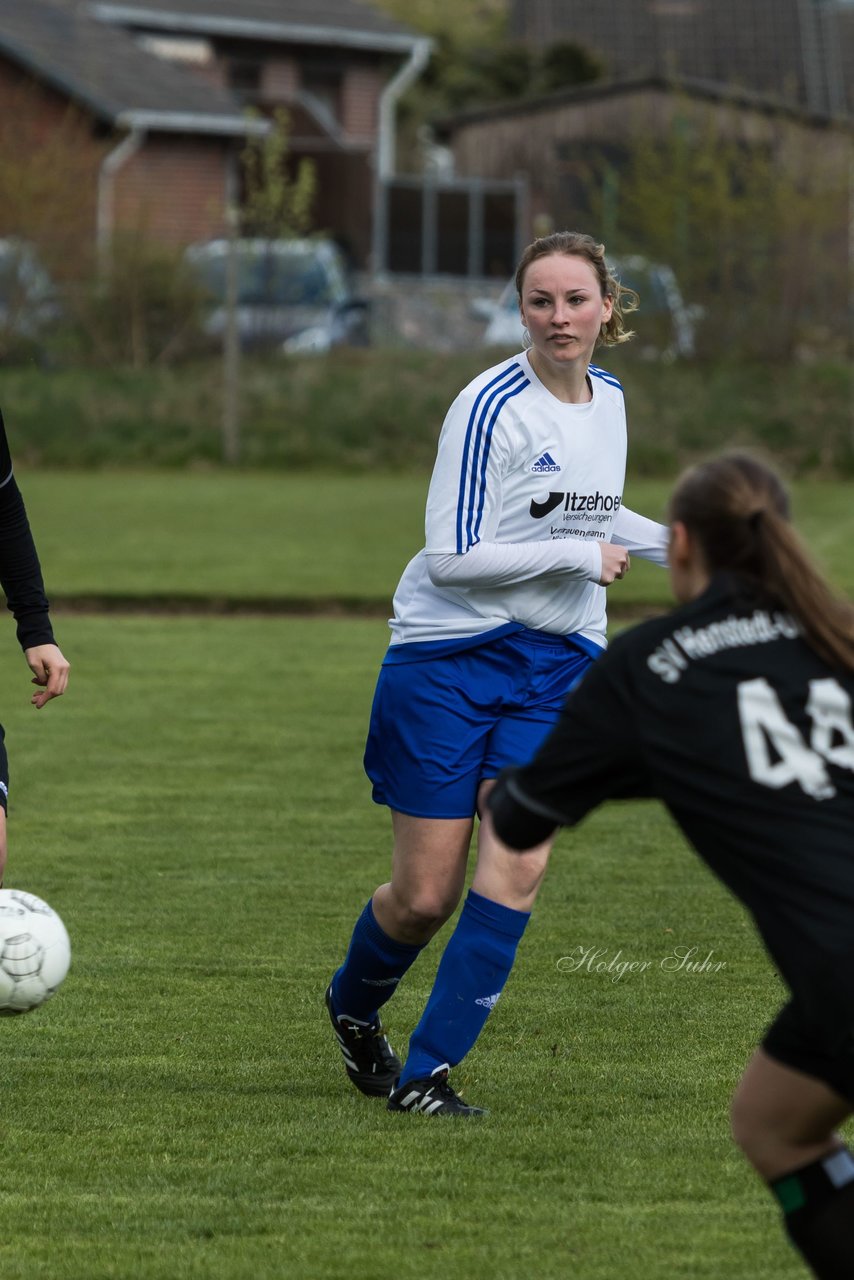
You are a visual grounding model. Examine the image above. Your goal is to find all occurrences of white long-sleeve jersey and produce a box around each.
[387,351,668,658]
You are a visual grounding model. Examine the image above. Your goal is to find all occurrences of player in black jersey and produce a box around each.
[0,407,70,886]
[483,453,854,1278]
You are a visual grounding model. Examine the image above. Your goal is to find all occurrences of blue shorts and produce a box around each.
[364,630,598,820]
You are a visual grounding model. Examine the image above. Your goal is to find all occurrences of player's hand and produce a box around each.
[24,643,70,709]
[598,544,631,585]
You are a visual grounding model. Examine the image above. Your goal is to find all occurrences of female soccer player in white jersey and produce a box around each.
[482,453,854,1277]
[326,231,669,1106]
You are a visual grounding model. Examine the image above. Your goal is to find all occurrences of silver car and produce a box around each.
[185,238,370,353]
[0,238,59,341]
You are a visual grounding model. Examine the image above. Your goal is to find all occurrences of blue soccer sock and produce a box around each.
[398,888,530,1087]
[330,898,424,1024]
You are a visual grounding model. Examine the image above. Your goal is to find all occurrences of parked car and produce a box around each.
[473,256,701,360]
[184,238,371,353]
[0,238,60,341]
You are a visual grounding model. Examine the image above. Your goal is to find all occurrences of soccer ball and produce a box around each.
[0,889,71,1015]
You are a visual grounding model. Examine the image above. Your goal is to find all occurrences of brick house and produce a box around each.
[0,0,428,266]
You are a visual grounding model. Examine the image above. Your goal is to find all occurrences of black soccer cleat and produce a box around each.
[387,1068,487,1116]
[325,985,401,1097]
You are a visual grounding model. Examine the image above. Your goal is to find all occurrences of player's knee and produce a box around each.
[391,887,460,939]
[505,853,548,901]
[730,1091,798,1176]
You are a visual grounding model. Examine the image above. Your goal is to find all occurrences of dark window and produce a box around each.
[482,194,517,278]
[436,191,470,275]
[387,187,423,273]
[302,65,343,123]
[228,58,262,103]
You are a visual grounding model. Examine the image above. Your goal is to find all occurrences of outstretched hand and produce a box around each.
[24,643,70,709]
[598,543,631,585]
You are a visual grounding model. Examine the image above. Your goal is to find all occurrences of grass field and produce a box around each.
[0,613,815,1279]
[16,469,854,607]
[0,467,848,1278]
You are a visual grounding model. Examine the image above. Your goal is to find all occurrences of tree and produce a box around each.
[220,110,317,462]
[582,103,847,360]
[240,109,316,239]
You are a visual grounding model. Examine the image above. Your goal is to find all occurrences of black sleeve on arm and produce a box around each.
[0,412,54,651]
[488,642,652,850]
[489,771,561,849]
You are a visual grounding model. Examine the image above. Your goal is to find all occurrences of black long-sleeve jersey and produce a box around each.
[490,573,854,1026]
[0,409,54,652]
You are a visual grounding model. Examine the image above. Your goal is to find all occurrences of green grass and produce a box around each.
[0,614,826,1278]
[17,468,854,608]
[0,464,847,1276]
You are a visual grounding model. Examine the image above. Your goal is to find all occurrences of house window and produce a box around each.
[301,63,344,123]
[228,58,263,103]
[137,35,214,66]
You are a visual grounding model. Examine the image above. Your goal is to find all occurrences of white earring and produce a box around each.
[522,327,532,350]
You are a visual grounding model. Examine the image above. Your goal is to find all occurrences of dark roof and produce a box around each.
[509,0,853,118]
[436,74,852,136]
[0,0,266,133]
[88,0,418,52]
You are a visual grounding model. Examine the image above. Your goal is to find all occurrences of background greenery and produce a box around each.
[4,350,852,475]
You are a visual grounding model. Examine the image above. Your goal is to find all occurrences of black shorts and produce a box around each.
[763,997,854,1105]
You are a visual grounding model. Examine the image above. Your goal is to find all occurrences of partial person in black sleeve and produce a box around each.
[0,408,70,886]
[486,452,854,1279]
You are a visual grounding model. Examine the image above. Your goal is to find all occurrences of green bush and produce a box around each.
[56,234,211,370]
[586,105,849,361]
[1,348,851,476]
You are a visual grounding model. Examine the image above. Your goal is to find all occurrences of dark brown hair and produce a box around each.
[669,452,854,672]
[514,231,638,346]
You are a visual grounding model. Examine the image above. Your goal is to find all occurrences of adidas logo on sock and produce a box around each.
[531,452,560,473]
[475,993,501,1010]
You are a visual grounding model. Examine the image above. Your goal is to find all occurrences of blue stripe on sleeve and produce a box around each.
[471,377,529,546]
[455,363,527,554]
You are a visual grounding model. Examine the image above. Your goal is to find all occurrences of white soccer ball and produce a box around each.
[0,889,71,1015]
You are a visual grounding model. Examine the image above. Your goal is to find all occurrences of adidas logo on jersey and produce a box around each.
[531,452,560,474]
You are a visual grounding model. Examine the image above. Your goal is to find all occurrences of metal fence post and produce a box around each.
[222,205,241,465]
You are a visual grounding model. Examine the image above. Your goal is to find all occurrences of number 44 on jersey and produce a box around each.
[738,677,854,801]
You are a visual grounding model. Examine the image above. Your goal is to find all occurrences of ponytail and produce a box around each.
[669,453,854,673]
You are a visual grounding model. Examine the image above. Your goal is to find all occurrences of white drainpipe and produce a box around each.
[97,128,146,264]
[377,37,432,181]
[373,37,432,275]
